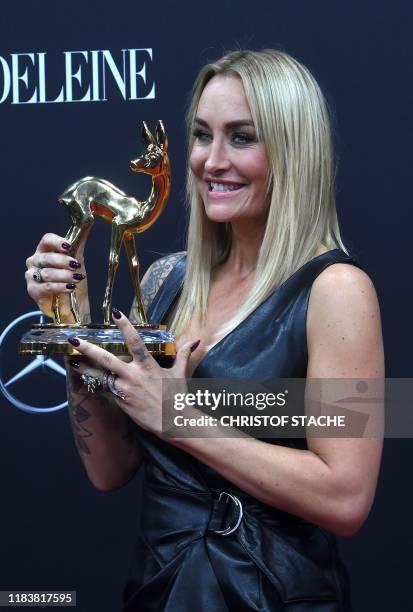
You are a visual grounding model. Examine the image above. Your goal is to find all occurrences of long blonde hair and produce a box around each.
[170,49,346,340]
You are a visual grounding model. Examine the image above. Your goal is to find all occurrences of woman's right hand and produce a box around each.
[25,233,90,323]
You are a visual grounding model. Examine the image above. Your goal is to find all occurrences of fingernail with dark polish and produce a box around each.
[68,336,80,347]
[70,360,80,369]
[112,308,122,319]
[69,261,81,269]
[190,340,201,353]
[73,273,85,280]
[66,283,76,290]
[62,242,71,250]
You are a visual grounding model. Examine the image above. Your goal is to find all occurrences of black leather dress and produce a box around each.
[123,249,358,611]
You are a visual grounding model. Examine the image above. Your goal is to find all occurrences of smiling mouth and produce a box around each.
[208,181,244,192]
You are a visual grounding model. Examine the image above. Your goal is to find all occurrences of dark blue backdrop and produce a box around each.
[1,1,412,610]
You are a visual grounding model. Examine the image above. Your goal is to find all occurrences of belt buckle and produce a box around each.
[212,491,243,536]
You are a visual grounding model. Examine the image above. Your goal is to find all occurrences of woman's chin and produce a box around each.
[204,202,241,224]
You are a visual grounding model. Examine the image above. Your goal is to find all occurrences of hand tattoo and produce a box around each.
[131,346,149,362]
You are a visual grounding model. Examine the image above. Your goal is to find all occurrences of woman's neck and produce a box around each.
[221,219,266,276]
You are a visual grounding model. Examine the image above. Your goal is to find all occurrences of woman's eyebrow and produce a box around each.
[194,117,255,129]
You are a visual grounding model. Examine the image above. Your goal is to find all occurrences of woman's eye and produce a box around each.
[232,132,256,145]
[192,129,211,142]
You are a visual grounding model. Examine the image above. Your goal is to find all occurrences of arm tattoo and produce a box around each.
[66,374,93,456]
[129,252,185,323]
[67,372,138,457]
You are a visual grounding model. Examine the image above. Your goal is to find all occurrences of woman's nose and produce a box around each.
[204,141,231,173]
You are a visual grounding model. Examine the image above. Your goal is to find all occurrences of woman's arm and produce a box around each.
[66,252,183,491]
[65,369,143,491]
[170,264,384,536]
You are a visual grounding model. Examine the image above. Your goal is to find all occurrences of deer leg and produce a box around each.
[52,221,80,324]
[123,233,148,325]
[68,216,94,323]
[52,216,94,325]
[52,295,62,325]
[103,224,123,325]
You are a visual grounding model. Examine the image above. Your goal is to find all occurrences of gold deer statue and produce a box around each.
[52,120,170,326]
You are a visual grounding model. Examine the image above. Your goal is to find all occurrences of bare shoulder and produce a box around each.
[309,263,378,308]
[307,263,384,378]
[129,252,185,322]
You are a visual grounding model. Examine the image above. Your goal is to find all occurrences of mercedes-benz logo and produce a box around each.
[0,311,68,414]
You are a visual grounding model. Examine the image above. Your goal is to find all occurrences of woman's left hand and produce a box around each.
[68,308,199,437]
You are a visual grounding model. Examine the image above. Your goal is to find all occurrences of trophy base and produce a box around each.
[19,323,176,360]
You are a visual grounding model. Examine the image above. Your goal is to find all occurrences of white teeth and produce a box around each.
[209,182,241,192]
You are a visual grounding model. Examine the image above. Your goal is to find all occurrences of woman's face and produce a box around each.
[190,75,270,226]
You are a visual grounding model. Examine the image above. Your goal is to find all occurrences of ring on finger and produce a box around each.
[103,369,126,400]
[32,268,43,283]
[80,373,102,394]
[102,369,111,392]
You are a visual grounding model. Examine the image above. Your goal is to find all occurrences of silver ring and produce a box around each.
[80,373,102,394]
[32,268,43,283]
[107,372,126,400]
[102,369,111,392]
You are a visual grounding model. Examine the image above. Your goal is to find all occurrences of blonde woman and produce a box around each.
[26,50,384,611]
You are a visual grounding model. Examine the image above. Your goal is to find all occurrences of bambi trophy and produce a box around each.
[20,121,176,362]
